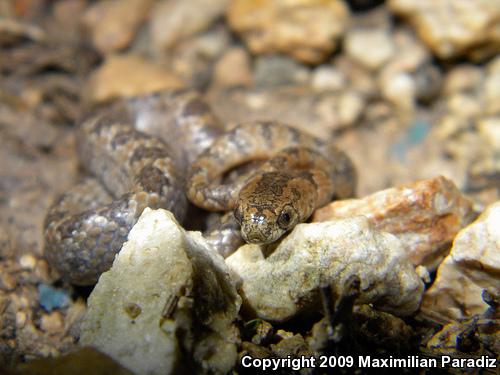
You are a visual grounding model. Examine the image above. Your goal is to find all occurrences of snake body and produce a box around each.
[187,122,357,244]
[44,91,357,285]
[44,91,223,284]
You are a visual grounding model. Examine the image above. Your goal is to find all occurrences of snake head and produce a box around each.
[234,203,299,244]
[234,171,303,245]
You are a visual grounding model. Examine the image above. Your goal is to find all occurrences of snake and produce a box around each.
[44,90,357,285]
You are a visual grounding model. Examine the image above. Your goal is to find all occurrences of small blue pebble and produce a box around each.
[38,283,71,312]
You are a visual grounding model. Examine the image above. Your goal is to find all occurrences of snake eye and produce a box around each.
[277,206,295,230]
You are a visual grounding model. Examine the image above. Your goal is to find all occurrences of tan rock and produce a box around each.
[151,0,229,52]
[84,54,184,104]
[345,29,395,71]
[313,176,476,270]
[40,311,64,334]
[80,209,241,375]
[388,0,500,60]
[82,0,154,53]
[420,201,500,320]
[211,47,253,88]
[227,0,349,64]
[226,217,424,322]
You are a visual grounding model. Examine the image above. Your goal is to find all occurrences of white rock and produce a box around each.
[379,70,416,111]
[421,201,500,320]
[311,65,346,91]
[150,0,229,52]
[345,29,395,71]
[80,209,241,375]
[313,176,475,271]
[226,217,424,322]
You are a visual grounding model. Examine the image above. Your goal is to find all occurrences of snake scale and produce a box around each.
[44,90,357,285]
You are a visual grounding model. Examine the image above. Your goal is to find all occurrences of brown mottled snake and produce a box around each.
[44,90,356,284]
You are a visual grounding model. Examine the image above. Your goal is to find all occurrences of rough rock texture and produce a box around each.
[80,209,241,375]
[227,0,349,64]
[82,0,154,53]
[313,176,476,270]
[150,0,229,52]
[421,201,500,321]
[345,29,395,71]
[83,54,184,104]
[389,0,500,60]
[226,217,424,322]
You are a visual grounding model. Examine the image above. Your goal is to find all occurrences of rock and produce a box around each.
[150,0,229,53]
[420,201,500,320]
[80,209,241,375]
[254,55,310,87]
[208,87,365,138]
[388,0,500,60]
[484,56,500,115]
[377,28,435,110]
[426,317,500,356]
[313,176,476,270]
[226,216,424,322]
[40,311,64,334]
[311,65,346,92]
[344,29,395,71]
[82,0,154,53]
[443,65,484,96]
[227,0,350,64]
[211,47,253,88]
[83,54,184,104]
[165,25,231,89]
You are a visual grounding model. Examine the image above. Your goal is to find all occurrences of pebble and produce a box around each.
[344,29,395,71]
[150,0,229,53]
[420,201,500,320]
[40,311,64,334]
[311,65,346,92]
[208,87,363,138]
[443,65,484,96]
[254,55,310,87]
[227,0,350,64]
[379,70,416,111]
[83,54,184,104]
[38,284,71,312]
[19,254,37,269]
[313,176,476,270]
[80,208,241,375]
[388,0,500,60]
[167,25,231,89]
[226,216,424,322]
[82,0,154,53]
[211,47,253,88]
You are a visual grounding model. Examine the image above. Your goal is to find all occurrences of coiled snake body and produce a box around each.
[44,91,356,285]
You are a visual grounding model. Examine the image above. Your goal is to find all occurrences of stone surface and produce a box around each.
[150,0,229,53]
[82,0,154,53]
[421,201,500,320]
[311,65,346,92]
[226,217,424,322]
[227,0,349,64]
[313,176,476,270]
[211,47,253,88]
[80,209,241,375]
[389,0,500,60]
[83,54,184,104]
[254,55,310,87]
[345,29,395,71]
[208,87,365,138]
[165,25,231,89]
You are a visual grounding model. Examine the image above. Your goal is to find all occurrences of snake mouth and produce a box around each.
[240,227,281,245]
